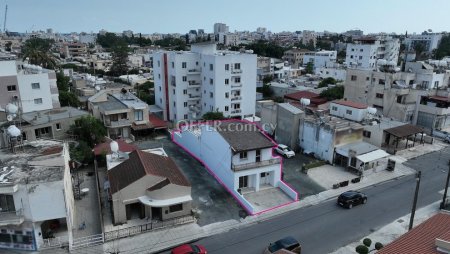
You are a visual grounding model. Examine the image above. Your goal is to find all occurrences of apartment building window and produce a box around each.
[210,64,213,71]
[134,110,143,121]
[434,81,440,88]
[225,92,229,98]
[169,204,183,213]
[376,93,384,99]
[360,49,363,52]
[158,74,161,79]
[34,98,43,104]
[171,62,174,68]
[182,62,187,68]
[157,61,160,67]
[173,101,176,107]
[173,89,175,95]
[182,76,187,82]
[331,106,338,111]
[183,89,187,95]
[234,104,240,109]
[363,130,371,138]
[210,92,213,98]
[56,123,61,130]
[239,151,248,160]
[350,55,354,59]
[0,194,15,212]
[184,102,188,107]
[378,79,385,85]
[235,77,241,83]
[196,61,199,66]
[225,106,229,111]
[7,85,16,91]
[359,56,363,60]
[225,64,229,71]
[159,86,161,91]
[351,48,355,52]
[366,77,370,81]
[225,79,229,85]
[351,75,357,81]
[346,109,352,115]
[210,78,213,85]
[234,63,241,69]
[422,81,429,88]
[184,114,188,119]
[160,98,162,103]
[31,83,40,89]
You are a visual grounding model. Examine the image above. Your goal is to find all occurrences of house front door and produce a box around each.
[260,172,270,185]
[151,207,162,221]
[238,175,248,189]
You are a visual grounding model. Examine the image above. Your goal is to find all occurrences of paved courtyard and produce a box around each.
[244,187,293,213]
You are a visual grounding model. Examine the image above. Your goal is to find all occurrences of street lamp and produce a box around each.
[409,171,422,231]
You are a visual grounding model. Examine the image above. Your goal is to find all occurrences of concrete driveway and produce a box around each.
[135,136,243,226]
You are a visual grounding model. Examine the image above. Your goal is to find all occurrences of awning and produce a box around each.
[131,122,154,131]
[356,150,390,163]
[138,195,192,207]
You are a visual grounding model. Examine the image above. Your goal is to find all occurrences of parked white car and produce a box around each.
[275,144,295,158]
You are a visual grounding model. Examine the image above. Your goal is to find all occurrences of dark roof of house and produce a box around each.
[333,100,368,109]
[214,121,275,152]
[96,96,128,112]
[378,212,450,254]
[108,150,190,194]
[284,91,320,101]
[384,124,424,138]
[93,138,137,156]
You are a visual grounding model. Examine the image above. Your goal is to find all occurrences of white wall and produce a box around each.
[300,121,334,162]
[330,103,367,122]
[17,73,54,113]
[0,60,17,76]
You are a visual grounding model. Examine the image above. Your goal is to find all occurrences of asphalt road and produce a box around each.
[162,147,450,254]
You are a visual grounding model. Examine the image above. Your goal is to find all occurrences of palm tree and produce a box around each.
[414,42,426,60]
[21,38,57,69]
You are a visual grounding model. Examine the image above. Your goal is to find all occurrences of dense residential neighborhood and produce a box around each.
[1,1,450,254]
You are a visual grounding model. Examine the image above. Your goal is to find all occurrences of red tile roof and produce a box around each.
[284,91,320,101]
[148,114,168,129]
[378,212,450,254]
[108,150,190,194]
[429,96,450,103]
[333,100,368,109]
[93,138,137,156]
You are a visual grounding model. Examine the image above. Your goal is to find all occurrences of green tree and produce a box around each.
[5,41,12,52]
[320,86,344,101]
[246,40,286,58]
[202,111,225,120]
[305,62,314,74]
[374,242,384,250]
[21,38,57,69]
[435,35,450,59]
[70,115,107,147]
[355,245,369,254]
[136,81,155,105]
[414,42,426,60]
[70,141,93,163]
[257,84,274,98]
[110,41,129,76]
[318,77,337,88]
[363,238,372,248]
[262,75,274,85]
[59,91,81,107]
[56,71,70,92]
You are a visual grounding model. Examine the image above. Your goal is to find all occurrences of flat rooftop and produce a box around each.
[304,115,363,130]
[0,140,67,185]
[21,107,89,125]
[111,92,148,110]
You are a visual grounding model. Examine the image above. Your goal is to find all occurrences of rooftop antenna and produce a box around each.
[3,4,7,33]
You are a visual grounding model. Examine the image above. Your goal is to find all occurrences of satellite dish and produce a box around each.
[110,141,119,153]
[7,125,21,137]
[95,85,101,91]
[6,115,14,121]
[5,103,18,115]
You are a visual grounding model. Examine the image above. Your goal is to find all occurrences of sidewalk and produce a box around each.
[329,201,441,254]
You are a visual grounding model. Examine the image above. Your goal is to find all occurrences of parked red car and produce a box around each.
[171,244,207,254]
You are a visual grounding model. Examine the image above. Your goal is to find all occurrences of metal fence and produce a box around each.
[70,234,104,250]
[38,236,69,250]
[104,215,195,242]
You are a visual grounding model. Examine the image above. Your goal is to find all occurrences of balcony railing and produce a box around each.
[232,158,281,171]
[187,94,201,100]
[231,83,242,88]
[105,119,131,128]
[187,69,201,74]
[231,96,242,101]
[188,81,201,86]
[231,69,242,74]
[0,209,24,226]
[231,109,242,114]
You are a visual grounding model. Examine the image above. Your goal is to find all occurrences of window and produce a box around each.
[360,49,363,52]
[184,102,188,107]
[0,194,15,212]
[196,61,199,66]
[350,55,354,59]
[182,76,187,82]
[169,204,183,213]
[225,79,229,85]
[239,151,247,160]
[378,79,385,85]
[56,123,61,130]
[234,63,241,69]
[225,106,229,111]
[225,92,229,98]
[351,75,357,81]
[235,77,241,83]
[173,101,176,107]
[366,77,370,81]
[182,62,187,68]
[332,106,338,111]
[422,81,429,88]
[225,64,229,70]
[157,61,160,67]
[359,56,363,60]
[171,62,174,68]
[210,78,213,85]
[31,83,40,89]
[183,89,187,95]
[7,85,16,91]
[435,81,440,87]
[363,130,371,138]
[210,92,213,98]
[159,86,161,91]
[34,98,43,104]
[346,109,352,115]
[376,93,384,99]
[134,110,143,121]
[173,89,175,95]
[351,48,355,52]
[209,64,213,71]
[184,114,188,119]
[158,74,161,79]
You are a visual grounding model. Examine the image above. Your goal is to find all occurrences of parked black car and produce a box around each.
[337,191,367,209]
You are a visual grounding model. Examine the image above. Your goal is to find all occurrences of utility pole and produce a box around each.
[409,171,422,231]
[440,160,450,209]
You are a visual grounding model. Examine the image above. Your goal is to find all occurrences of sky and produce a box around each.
[4,0,450,34]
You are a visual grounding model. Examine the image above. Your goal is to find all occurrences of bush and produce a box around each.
[355,245,369,254]
[304,160,326,170]
[363,238,372,247]
[375,242,383,250]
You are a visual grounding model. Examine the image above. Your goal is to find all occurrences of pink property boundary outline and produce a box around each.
[171,119,299,216]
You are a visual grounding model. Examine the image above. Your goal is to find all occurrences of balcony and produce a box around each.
[189,105,201,113]
[171,80,176,87]
[187,94,201,101]
[188,81,201,87]
[0,209,24,226]
[105,119,131,128]
[231,96,242,101]
[231,109,242,114]
[232,158,281,171]
[187,69,201,74]
[231,83,242,88]
[231,69,242,74]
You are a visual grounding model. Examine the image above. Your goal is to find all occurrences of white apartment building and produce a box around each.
[214,23,229,35]
[0,57,60,113]
[303,50,337,69]
[153,42,257,122]
[404,33,443,54]
[302,30,317,47]
[330,100,369,122]
[346,36,400,70]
